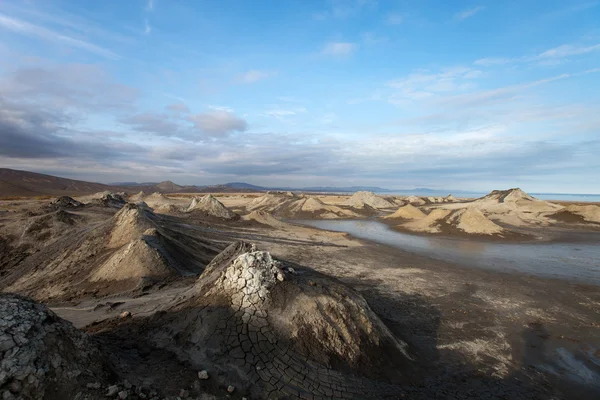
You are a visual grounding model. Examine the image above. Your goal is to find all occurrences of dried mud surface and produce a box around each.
[1,193,599,399]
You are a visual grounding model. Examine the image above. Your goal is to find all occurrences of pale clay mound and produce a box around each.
[109,203,156,248]
[342,191,394,209]
[383,204,426,220]
[565,205,600,224]
[401,208,505,235]
[0,294,108,400]
[402,209,452,233]
[446,208,504,235]
[90,228,175,282]
[147,242,411,398]
[247,193,360,218]
[404,196,426,206]
[186,194,238,220]
[127,191,145,202]
[242,210,290,228]
[430,188,563,227]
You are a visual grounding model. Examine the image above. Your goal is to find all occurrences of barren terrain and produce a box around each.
[1,188,599,399]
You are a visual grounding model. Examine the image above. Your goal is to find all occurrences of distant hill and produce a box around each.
[0,168,119,197]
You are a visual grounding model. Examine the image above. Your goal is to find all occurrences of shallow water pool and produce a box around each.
[296,219,600,285]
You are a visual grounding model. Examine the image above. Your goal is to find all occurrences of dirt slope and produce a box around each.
[342,191,394,209]
[383,204,426,220]
[114,242,412,399]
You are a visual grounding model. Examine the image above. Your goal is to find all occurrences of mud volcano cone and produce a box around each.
[0,294,109,399]
[150,242,412,398]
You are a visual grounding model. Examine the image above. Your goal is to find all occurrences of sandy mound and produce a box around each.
[247,193,360,219]
[0,294,108,399]
[242,211,289,228]
[445,194,456,202]
[91,228,175,282]
[430,188,563,227]
[109,203,156,248]
[564,205,600,224]
[127,191,146,202]
[18,210,84,245]
[446,208,504,235]
[186,194,239,220]
[426,196,445,204]
[402,209,451,233]
[405,196,426,206]
[95,191,126,208]
[138,242,410,397]
[342,191,394,209]
[50,196,83,209]
[383,204,426,220]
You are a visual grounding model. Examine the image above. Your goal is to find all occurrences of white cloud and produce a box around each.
[0,12,118,59]
[237,70,272,84]
[313,0,378,20]
[534,43,600,59]
[187,110,247,137]
[145,0,154,12]
[455,6,484,21]
[144,19,151,35]
[263,107,306,119]
[474,57,514,66]
[388,67,481,101]
[321,41,357,57]
[386,13,404,25]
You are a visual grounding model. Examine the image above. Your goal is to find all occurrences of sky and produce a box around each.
[0,0,599,193]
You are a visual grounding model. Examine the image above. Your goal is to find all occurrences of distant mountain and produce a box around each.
[224,183,393,193]
[225,182,269,191]
[110,181,159,186]
[0,168,118,197]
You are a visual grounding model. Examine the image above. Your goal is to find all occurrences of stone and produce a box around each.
[119,311,132,319]
[197,370,209,380]
[227,385,235,393]
[117,390,128,399]
[87,382,102,389]
[106,385,119,396]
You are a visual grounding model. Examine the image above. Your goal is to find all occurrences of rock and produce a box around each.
[120,311,132,319]
[0,294,108,399]
[179,388,189,398]
[87,382,102,389]
[123,380,132,389]
[197,370,209,380]
[227,385,235,393]
[106,385,119,396]
[118,390,128,399]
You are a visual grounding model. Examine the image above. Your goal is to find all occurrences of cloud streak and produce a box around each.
[454,6,484,21]
[321,41,357,57]
[0,12,119,59]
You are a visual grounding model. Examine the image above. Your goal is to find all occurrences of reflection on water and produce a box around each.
[296,220,600,285]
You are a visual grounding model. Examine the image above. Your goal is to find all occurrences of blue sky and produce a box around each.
[0,0,599,192]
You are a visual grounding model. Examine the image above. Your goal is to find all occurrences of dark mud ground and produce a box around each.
[2,199,599,399]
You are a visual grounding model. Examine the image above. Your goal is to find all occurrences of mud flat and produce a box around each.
[1,194,600,399]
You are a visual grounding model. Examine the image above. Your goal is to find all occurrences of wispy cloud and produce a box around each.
[386,13,404,25]
[263,107,307,119]
[474,43,600,66]
[388,67,482,101]
[237,70,273,84]
[321,41,357,57]
[474,57,515,66]
[0,12,118,59]
[145,0,154,12]
[313,0,378,20]
[144,19,151,35]
[534,43,600,59]
[455,6,484,21]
